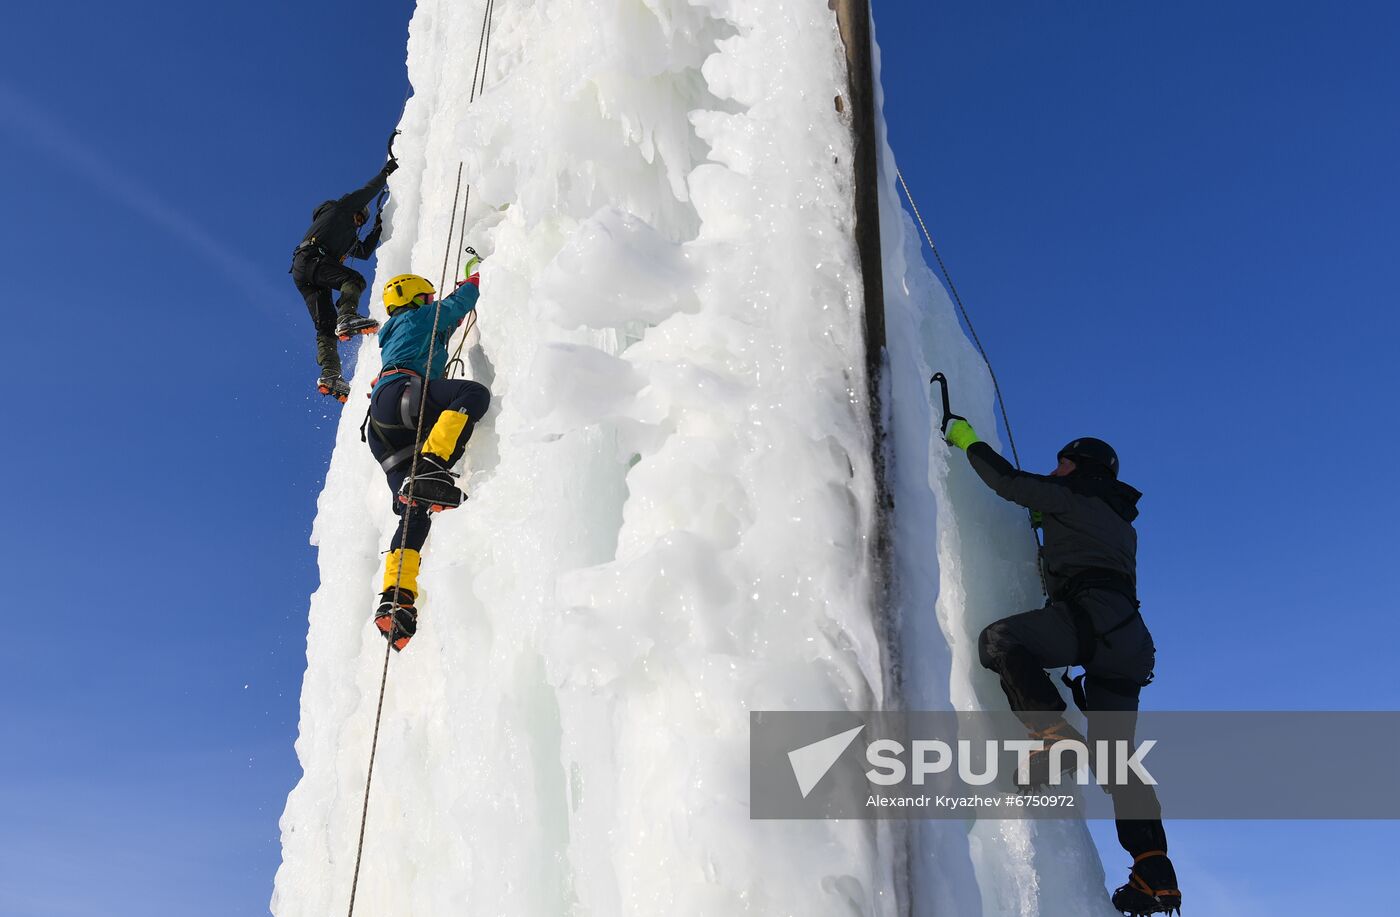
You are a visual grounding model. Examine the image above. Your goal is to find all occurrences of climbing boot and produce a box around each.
[316,373,351,403]
[1016,719,1089,790]
[398,453,465,512]
[1111,851,1181,915]
[334,313,379,341]
[375,587,417,652]
[315,332,343,378]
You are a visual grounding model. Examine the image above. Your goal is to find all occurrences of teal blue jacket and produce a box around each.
[374,280,479,389]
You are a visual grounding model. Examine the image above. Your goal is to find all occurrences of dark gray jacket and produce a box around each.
[298,168,388,261]
[965,442,1142,600]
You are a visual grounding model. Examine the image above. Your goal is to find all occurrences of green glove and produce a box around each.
[1030,510,1044,529]
[945,418,979,451]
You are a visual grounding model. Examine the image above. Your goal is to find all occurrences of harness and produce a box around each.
[1052,567,1149,705]
[359,369,425,472]
[291,235,351,270]
[290,238,331,279]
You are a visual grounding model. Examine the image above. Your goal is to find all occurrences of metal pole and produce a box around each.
[834,0,894,684]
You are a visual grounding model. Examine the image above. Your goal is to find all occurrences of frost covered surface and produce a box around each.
[273,1,1111,915]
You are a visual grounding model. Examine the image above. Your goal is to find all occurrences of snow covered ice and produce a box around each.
[273,1,1118,914]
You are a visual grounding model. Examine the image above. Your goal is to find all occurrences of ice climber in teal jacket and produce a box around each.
[363,258,490,651]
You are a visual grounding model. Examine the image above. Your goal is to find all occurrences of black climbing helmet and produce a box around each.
[1057,437,1119,478]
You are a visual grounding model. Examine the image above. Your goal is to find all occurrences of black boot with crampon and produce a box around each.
[1016,719,1089,791]
[316,373,351,403]
[334,313,380,341]
[1112,850,1181,916]
[398,454,465,513]
[375,587,417,652]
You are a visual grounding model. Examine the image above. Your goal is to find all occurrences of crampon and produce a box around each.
[375,589,418,652]
[1015,719,1088,790]
[1111,851,1181,916]
[335,314,380,341]
[316,374,351,403]
[397,455,465,513]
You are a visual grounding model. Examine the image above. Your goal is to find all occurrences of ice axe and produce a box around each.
[373,129,402,218]
[934,372,1050,597]
[929,372,966,435]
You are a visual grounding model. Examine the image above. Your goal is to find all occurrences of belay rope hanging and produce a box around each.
[342,3,500,914]
[344,165,465,917]
[898,165,1048,595]
[896,166,1022,470]
[446,0,497,379]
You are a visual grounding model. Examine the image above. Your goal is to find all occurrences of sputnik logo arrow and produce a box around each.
[787,724,865,798]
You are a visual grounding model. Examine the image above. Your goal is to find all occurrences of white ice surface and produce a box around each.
[273,2,1113,915]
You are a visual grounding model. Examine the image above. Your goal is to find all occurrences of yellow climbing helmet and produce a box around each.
[383,274,436,313]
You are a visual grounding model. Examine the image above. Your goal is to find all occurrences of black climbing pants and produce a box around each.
[291,250,367,376]
[977,591,1167,859]
[366,376,492,552]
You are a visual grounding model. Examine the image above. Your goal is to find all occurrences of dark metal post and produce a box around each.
[834,0,894,665]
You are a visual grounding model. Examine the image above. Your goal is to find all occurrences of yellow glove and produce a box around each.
[945,418,980,451]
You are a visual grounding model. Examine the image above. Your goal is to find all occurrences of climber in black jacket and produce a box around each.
[290,157,398,401]
[945,417,1182,917]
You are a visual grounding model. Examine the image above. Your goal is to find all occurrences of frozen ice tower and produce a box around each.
[273,1,1118,914]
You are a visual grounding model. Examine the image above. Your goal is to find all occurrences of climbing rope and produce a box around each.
[446,0,498,378]
[901,166,1047,596]
[345,162,467,917]
[468,0,496,102]
[344,641,392,917]
[437,163,467,297]
[895,165,1022,471]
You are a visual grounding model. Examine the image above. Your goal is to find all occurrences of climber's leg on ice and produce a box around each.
[293,265,349,398]
[978,605,1093,787]
[399,380,492,512]
[1083,663,1180,915]
[422,379,492,462]
[978,605,1078,725]
[377,537,424,652]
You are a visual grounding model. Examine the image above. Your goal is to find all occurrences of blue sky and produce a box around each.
[1,1,1395,914]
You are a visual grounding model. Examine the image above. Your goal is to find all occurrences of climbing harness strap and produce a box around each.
[1052,567,1150,708]
[1052,567,1140,666]
[359,373,425,474]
